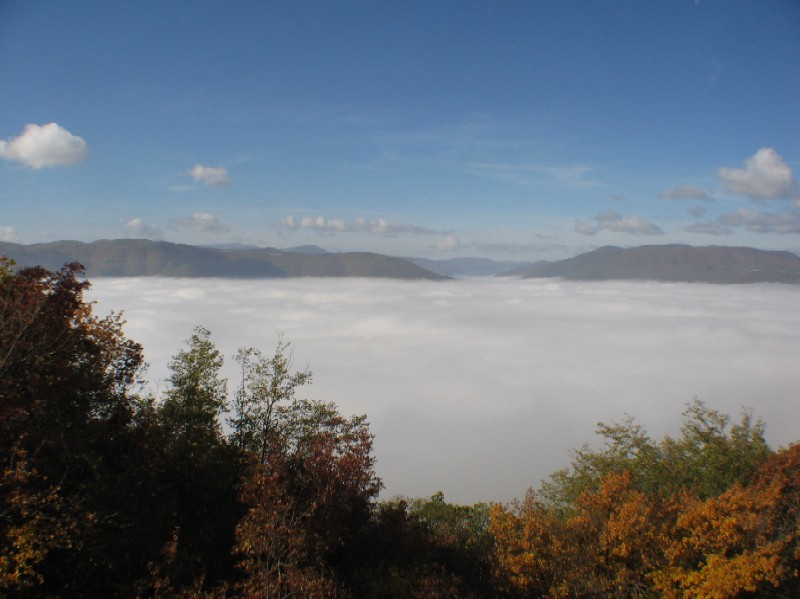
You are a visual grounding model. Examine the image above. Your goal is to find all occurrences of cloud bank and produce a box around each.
[717,148,795,199]
[686,208,800,236]
[282,215,439,236]
[575,211,664,235]
[87,278,800,504]
[0,123,89,169]
[188,164,231,187]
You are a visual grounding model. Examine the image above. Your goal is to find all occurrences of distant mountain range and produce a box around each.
[3,240,799,284]
[502,245,800,284]
[405,256,532,277]
[0,239,445,280]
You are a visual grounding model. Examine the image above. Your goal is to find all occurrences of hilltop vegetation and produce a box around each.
[2,260,799,597]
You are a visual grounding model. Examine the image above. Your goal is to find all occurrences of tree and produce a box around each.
[0,261,146,595]
[540,399,772,510]
[150,327,239,594]
[229,339,311,463]
[492,401,782,599]
[235,399,382,598]
[654,444,800,598]
[159,325,227,451]
[658,399,772,499]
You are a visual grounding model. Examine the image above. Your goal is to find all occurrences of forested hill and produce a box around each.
[503,244,800,284]
[0,239,445,280]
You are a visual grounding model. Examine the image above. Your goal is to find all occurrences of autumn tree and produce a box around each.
[492,401,783,599]
[0,261,146,595]
[653,443,800,598]
[235,399,382,598]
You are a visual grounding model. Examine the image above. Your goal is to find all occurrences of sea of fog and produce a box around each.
[87,277,800,504]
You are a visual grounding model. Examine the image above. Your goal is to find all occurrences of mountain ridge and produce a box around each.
[3,240,800,284]
[0,239,445,280]
[502,244,800,284]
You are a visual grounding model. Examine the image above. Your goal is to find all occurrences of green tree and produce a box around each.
[150,327,239,594]
[160,325,227,452]
[659,399,772,499]
[229,338,311,463]
[540,399,772,510]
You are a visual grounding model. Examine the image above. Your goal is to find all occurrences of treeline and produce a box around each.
[1,261,798,598]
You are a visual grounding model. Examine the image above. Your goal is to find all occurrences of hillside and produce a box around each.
[503,245,800,284]
[0,239,445,280]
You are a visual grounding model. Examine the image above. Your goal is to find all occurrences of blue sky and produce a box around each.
[2,1,799,260]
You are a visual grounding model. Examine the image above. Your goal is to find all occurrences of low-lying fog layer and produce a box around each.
[87,277,800,504]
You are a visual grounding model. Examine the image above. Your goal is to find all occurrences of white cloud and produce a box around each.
[659,186,712,202]
[177,211,230,233]
[282,215,439,236]
[0,226,19,242]
[188,164,231,187]
[717,148,795,199]
[575,211,664,236]
[87,277,800,503]
[125,218,163,239]
[0,123,89,169]
[434,234,463,252]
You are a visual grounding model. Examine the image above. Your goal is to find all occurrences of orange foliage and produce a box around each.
[654,444,800,598]
[492,446,800,598]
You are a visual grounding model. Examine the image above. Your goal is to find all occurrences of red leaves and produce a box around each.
[234,400,380,597]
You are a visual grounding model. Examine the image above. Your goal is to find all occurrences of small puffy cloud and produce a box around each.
[717,148,795,199]
[0,226,19,242]
[0,123,89,169]
[282,215,439,236]
[574,211,664,236]
[188,164,231,187]
[434,235,463,252]
[659,186,712,202]
[177,211,230,233]
[125,218,163,239]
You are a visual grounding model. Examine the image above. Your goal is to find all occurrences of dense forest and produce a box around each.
[1,259,799,598]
